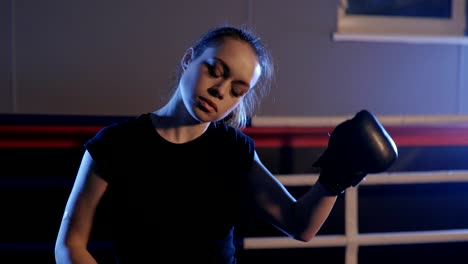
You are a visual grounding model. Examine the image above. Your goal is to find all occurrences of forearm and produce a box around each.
[293,180,337,242]
[55,241,97,264]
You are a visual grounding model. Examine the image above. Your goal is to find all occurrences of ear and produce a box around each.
[181,47,194,70]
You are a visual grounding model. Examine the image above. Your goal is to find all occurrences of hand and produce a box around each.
[313,110,398,195]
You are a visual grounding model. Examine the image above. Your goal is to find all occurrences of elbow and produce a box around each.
[293,233,316,242]
[54,240,68,264]
[55,236,74,264]
[54,244,64,263]
[291,225,320,242]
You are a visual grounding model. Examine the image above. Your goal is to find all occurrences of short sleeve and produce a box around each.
[84,123,122,183]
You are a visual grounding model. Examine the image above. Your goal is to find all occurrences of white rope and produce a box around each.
[243,235,347,249]
[243,170,468,264]
[251,115,468,127]
[243,229,468,249]
[345,187,359,264]
[275,171,468,186]
[358,229,468,246]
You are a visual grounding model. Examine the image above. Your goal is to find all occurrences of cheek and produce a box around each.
[180,69,205,101]
[221,99,242,115]
[180,68,198,89]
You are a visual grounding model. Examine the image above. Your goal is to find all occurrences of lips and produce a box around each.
[199,96,218,112]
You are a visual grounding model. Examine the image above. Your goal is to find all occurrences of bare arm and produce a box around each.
[55,150,108,264]
[247,151,337,242]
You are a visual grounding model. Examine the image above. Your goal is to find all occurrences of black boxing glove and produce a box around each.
[314,110,398,195]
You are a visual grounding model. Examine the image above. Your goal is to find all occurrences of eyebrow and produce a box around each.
[213,57,250,88]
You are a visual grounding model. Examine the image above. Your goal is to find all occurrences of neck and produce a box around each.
[151,90,210,143]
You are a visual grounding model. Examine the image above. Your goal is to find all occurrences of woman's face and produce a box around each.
[179,38,261,123]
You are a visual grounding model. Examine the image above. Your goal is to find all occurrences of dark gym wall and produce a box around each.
[1,0,468,117]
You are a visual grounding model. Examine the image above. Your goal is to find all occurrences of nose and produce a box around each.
[208,81,229,100]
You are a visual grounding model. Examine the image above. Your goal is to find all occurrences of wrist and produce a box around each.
[317,177,343,196]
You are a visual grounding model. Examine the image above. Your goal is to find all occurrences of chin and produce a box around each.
[192,110,222,123]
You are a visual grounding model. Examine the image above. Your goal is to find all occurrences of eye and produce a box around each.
[204,61,224,78]
[232,85,249,97]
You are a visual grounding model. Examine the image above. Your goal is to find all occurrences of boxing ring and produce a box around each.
[243,114,468,264]
[243,171,468,264]
[2,113,468,263]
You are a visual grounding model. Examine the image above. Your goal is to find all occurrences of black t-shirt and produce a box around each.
[84,113,255,263]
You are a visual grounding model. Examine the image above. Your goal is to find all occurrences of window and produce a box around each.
[334,0,468,44]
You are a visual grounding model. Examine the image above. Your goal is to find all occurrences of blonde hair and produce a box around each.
[175,25,274,129]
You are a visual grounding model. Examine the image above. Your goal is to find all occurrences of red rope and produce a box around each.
[2,125,468,148]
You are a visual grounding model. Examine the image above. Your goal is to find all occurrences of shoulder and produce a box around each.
[85,113,151,148]
[93,114,150,139]
[208,122,256,172]
[210,122,254,148]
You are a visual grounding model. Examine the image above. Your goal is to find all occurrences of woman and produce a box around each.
[55,25,394,264]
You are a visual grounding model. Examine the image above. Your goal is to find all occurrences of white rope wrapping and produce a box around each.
[251,115,468,127]
[244,171,468,264]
